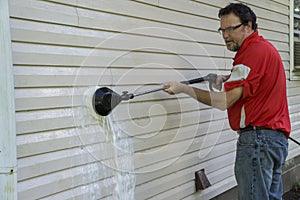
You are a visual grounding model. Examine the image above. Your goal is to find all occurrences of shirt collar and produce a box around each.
[235,30,259,58]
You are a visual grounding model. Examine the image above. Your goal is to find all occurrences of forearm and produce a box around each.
[163,80,243,111]
[183,86,227,110]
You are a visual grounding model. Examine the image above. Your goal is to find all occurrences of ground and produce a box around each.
[283,183,300,200]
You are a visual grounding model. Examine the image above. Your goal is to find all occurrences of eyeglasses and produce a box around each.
[218,23,243,34]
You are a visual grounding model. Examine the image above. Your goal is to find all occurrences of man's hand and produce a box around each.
[163,82,187,95]
[211,75,230,91]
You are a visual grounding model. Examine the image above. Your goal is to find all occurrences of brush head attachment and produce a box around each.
[92,87,123,116]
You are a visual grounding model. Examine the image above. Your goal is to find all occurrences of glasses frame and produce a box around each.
[218,23,243,34]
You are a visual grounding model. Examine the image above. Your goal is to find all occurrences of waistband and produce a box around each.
[237,126,272,134]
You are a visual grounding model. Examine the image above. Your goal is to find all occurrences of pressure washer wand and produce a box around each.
[125,74,217,100]
[93,74,218,116]
[131,86,168,98]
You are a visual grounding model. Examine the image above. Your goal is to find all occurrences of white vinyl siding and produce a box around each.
[9,0,299,199]
[287,81,300,160]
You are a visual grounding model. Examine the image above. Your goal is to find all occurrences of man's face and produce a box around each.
[219,13,249,52]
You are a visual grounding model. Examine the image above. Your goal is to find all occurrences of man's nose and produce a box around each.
[222,31,229,39]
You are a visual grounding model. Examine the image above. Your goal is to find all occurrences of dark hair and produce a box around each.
[218,3,258,31]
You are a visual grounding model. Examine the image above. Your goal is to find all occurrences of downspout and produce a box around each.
[0,0,18,199]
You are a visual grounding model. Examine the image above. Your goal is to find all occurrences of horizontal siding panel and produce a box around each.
[13,55,233,73]
[288,75,300,161]
[135,150,235,199]
[11,42,233,68]
[289,104,300,117]
[13,67,229,88]
[193,0,289,24]
[135,140,235,184]
[136,162,234,199]
[40,183,113,200]
[288,94,300,106]
[10,19,290,56]
[258,18,288,34]
[147,0,219,19]
[259,29,288,43]
[17,126,234,181]
[271,41,289,52]
[135,135,235,172]
[287,80,300,88]
[240,0,288,16]
[16,108,75,134]
[14,86,209,111]
[287,128,300,159]
[133,120,230,152]
[113,95,225,116]
[17,123,233,182]
[113,109,227,137]
[18,146,113,181]
[45,0,219,31]
[10,0,224,45]
[11,28,226,57]
[10,0,78,26]
[15,102,226,135]
[271,0,289,6]
[15,88,84,111]
[138,167,236,200]
[17,127,106,158]
[18,164,115,199]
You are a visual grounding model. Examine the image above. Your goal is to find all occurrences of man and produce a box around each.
[163,3,290,200]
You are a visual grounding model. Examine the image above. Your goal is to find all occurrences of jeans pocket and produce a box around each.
[237,131,257,147]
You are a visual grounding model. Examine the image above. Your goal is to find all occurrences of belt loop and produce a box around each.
[253,126,256,130]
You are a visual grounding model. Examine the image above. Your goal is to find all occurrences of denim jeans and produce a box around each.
[235,129,288,200]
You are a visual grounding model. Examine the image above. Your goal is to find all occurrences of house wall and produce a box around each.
[9,0,299,199]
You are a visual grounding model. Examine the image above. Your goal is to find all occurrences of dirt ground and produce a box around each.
[283,185,300,200]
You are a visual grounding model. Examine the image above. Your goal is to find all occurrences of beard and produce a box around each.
[225,39,240,52]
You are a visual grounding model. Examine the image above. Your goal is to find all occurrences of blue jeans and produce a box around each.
[235,129,288,200]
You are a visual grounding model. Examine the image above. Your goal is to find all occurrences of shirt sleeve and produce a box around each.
[224,64,261,99]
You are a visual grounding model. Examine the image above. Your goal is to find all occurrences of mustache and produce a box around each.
[225,39,234,43]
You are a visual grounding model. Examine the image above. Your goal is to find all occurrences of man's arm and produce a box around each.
[163,82,243,111]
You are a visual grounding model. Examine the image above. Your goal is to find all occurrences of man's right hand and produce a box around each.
[211,75,230,91]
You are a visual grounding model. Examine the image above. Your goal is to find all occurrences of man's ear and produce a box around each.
[246,21,253,32]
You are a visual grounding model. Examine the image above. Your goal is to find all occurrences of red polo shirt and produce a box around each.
[224,31,291,137]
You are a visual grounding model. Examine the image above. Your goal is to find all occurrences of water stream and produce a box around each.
[74,87,136,199]
[102,115,136,200]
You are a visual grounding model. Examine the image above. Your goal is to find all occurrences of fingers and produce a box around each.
[163,82,175,95]
[163,82,184,95]
[212,75,226,91]
[212,82,222,91]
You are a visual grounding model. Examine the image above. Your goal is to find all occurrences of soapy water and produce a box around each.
[73,86,135,200]
[104,113,136,200]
